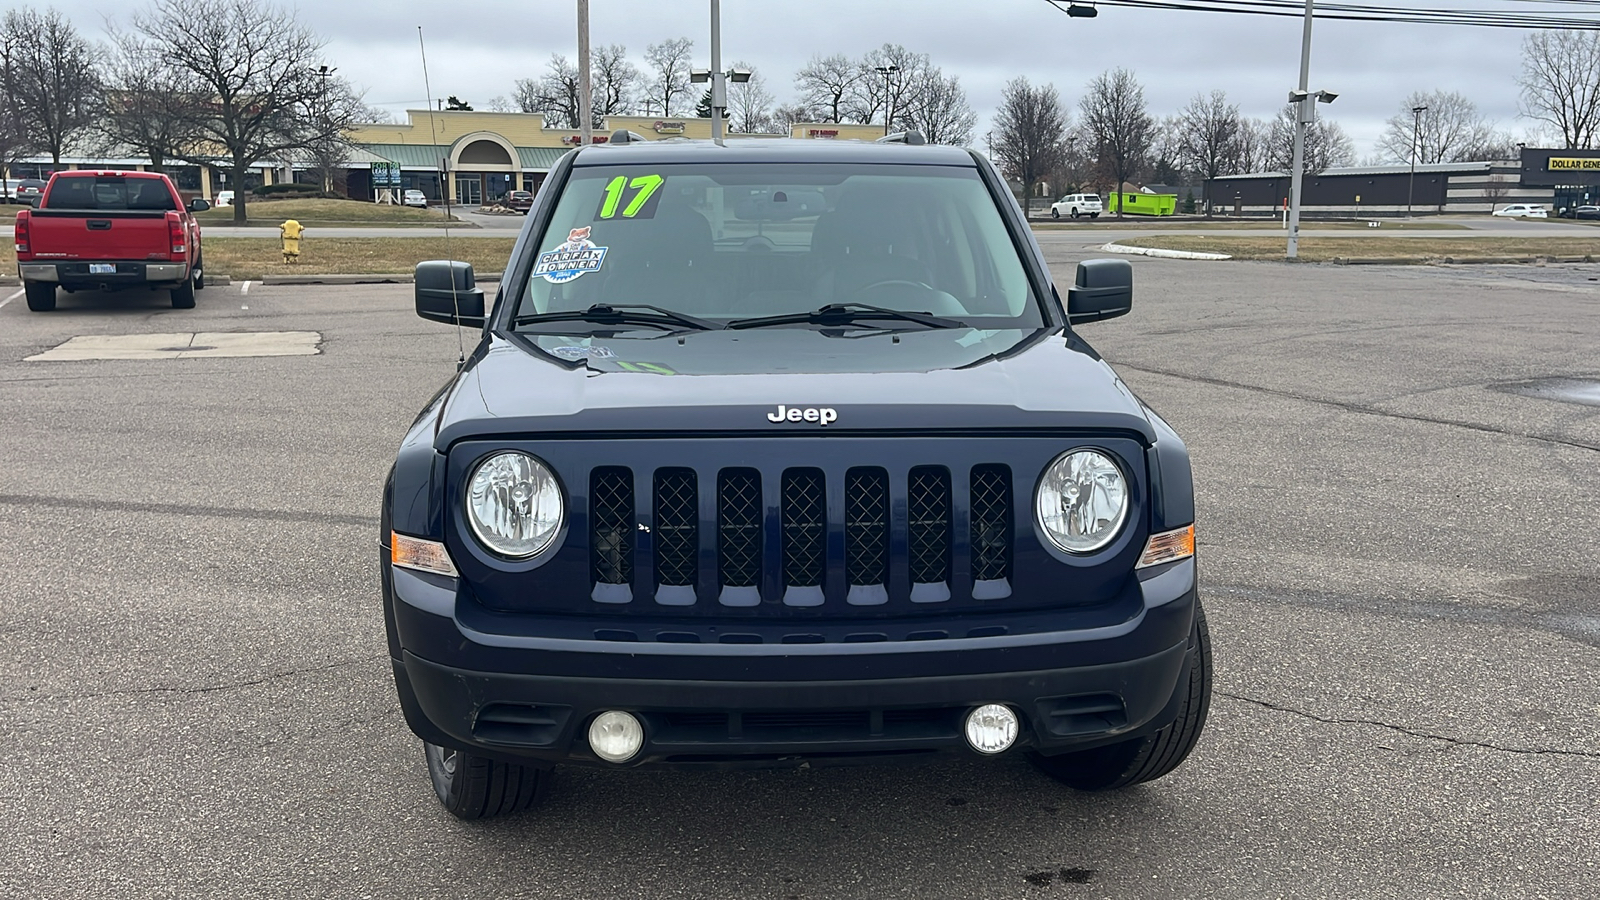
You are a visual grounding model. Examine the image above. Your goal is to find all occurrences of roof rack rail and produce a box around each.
[876,131,927,146]
[608,129,646,144]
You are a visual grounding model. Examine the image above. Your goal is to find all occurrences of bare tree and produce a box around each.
[1079,68,1153,217]
[846,44,927,128]
[591,44,639,117]
[1377,90,1504,164]
[484,96,514,113]
[1233,117,1271,174]
[1175,90,1241,214]
[769,102,817,132]
[794,54,858,123]
[726,61,774,134]
[0,7,101,167]
[1518,30,1600,149]
[296,76,373,194]
[133,0,340,224]
[514,55,581,127]
[1266,105,1356,173]
[988,77,1069,216]
[97,27,201,174]
[644,37,694,118]
[899,68,975,146]
[0,74,33,196]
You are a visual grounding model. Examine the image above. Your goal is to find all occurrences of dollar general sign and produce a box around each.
[1548,157,1600,171]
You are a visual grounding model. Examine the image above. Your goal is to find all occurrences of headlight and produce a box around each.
[1035,449,1129,554]
[465,451,564,558]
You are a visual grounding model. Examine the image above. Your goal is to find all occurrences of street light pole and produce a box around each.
[710,0,725,145]
[1407,104,1427,218]
[875,64,899,136]
[1286,0,1315,260]
[577,0,592,145]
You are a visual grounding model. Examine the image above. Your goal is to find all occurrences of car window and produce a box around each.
[44,176,176,212]
[516,162,1042,328]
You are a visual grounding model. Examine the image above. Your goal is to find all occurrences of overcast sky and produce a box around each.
[72,0,1573,159]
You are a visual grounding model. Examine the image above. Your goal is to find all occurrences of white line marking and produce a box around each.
[240,281,252,294]
[0,288,23,310]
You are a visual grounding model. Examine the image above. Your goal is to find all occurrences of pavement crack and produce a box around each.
[1114,362,1600,453]
[1220,692,1600,759]
[0,654,386,705]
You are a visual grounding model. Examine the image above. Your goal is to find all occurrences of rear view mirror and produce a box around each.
[1066,259,1133,324]
[415,260,486,326]
[188,198,211,212]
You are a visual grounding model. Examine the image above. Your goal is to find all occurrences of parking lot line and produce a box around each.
[0,287,23,309]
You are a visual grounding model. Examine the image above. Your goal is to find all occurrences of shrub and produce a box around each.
[252,182,323,196]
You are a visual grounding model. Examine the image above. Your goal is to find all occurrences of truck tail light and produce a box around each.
[169,214,186,257]
[14,213,29,255]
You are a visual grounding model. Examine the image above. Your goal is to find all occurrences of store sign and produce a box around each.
[1548,157,1600,171]
[561,135,611,145]
[370,161,401,187]
[807,129,840,139]
[652,121,686,134]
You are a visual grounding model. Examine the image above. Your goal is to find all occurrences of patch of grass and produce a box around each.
[197,198,463,227]
[203,237,516,280]
[1113,235,1600,262]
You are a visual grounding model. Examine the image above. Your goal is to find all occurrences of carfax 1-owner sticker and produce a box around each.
[535,227,609,283]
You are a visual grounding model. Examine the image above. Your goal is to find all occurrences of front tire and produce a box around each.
[1051,208,1060,219]
[24,281,55,311]
[424,742,549,820]
[1030,600,1212,791]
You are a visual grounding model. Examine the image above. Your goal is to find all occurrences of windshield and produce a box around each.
[514,163,1042,332]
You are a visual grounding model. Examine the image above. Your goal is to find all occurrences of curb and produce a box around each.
[1100,242,1232,261]
[218,272,504,286]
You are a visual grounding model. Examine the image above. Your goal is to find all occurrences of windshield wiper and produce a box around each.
[515,304,719,332]
[727,302,963,331]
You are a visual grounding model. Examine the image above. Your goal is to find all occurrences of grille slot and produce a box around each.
[717,468,762,589]
[781,469,826,600]
[845,467,889,586]
[908,466,952,600]
[589,467,633,603]
[653,469,698,602]
[970,464,1013,586]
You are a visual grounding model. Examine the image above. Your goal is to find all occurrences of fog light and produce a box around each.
[964,704,1019,755]
[588,710,644,763]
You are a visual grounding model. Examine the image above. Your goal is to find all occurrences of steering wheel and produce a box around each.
[856,278,934,293]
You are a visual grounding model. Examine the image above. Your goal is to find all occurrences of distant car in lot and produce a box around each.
[1492,203,1548,218]
[1050,192,1102,219]
[13,178,47,206]
[214,190,234,207]
[403,189,428,208]
[503,189,534,213]
[1559,205,1600,220]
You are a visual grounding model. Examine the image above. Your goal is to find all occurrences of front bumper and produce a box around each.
[387,560,1198,769]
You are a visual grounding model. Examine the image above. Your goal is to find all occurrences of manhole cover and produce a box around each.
[1495,378,1600,408]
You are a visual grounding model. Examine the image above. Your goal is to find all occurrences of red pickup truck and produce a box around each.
[14,170,209,312]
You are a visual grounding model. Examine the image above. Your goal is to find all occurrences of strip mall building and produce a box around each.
[1204,148,1600,217]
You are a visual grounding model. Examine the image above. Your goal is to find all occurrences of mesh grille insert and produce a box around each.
[907,466,951,584]
[845,467,889,586]
[653,468,698,587]
[717,469,762,588]
[970,464,1012,583]
[589,467,633,585]
[782,469,826,588]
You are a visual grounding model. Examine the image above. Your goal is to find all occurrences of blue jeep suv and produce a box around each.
[381,134,1208,819]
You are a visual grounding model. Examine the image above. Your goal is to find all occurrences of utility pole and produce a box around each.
[1407,104,1427,218]
[577,0,592,145]
[709,0,724,145]
[1285,0,1314,259]
[875,64,899,136]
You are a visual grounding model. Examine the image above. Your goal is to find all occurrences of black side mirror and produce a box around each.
[1066,258,1133,324]
[415,260,486,326]
[188,198,211,212]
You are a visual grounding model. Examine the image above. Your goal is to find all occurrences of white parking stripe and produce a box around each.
[240,281,252,294]
[0,288,24,310]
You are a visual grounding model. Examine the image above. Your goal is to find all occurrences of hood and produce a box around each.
[433,326,1154,447]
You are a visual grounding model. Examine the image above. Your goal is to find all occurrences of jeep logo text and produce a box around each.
[767,404,838,426]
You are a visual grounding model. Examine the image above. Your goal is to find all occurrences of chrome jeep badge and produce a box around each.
[767,404,838,426]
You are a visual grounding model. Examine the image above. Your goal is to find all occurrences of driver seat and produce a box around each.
[809,186,932,305]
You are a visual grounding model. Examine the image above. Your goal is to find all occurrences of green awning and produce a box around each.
[359,143,571,172]
[517,147,571,170]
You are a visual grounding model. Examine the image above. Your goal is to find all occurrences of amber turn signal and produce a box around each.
[1136,525,1195,569]
[391,531,459,577]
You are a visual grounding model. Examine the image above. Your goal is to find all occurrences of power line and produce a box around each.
[1046,0,1600,28]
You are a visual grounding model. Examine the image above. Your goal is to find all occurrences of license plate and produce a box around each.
[89,264,115,274]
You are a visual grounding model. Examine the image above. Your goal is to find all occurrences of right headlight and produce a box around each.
[1035,449,1129,554]
[465,451,564,558]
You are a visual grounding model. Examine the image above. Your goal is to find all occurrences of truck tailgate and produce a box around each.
[26,210,173,261]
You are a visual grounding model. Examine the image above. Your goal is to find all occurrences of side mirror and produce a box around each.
[1066,258,1133,324]
[188,198,211,212]
[415,260,486,326]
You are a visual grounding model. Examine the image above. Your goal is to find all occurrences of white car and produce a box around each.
[1492,204,1548,218]
[214,190,234,207]
[1050,192,1103,219]
[402,189,428,208]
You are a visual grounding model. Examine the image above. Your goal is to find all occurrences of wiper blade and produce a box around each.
[515,303,718,331]
[727,302,963,331]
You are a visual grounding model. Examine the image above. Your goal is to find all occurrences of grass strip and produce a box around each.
[202,237,517,280]
[1113,235,1600,262]
[196,198,463,227]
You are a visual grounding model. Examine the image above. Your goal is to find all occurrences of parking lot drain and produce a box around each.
[1495,378,1600,408]
[26,332,321,361]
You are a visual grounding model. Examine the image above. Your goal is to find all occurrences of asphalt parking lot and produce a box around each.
[2,251,1596,898]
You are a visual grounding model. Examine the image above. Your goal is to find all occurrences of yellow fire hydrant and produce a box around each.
[279,219,304,264]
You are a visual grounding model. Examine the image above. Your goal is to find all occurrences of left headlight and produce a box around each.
[465,451,564,558]
[1035,449,1129,554]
